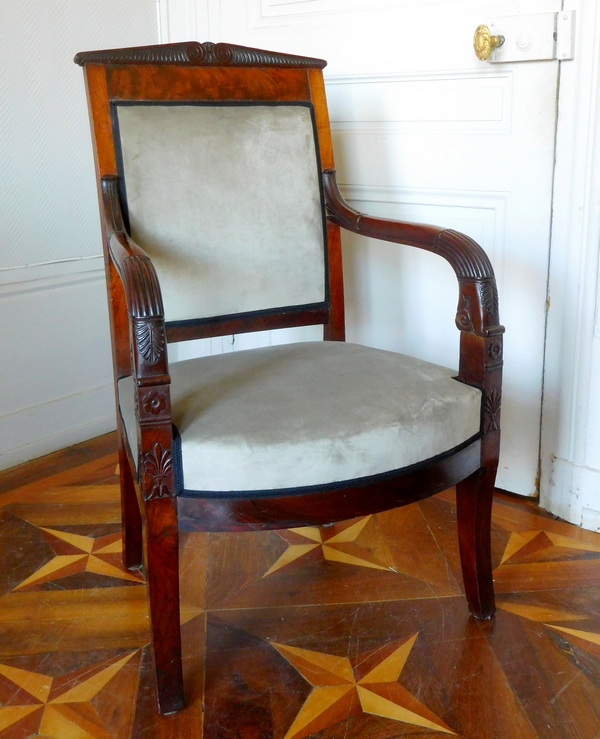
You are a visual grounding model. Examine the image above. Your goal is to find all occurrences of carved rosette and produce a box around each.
[486,338,503,369]
[137,389,171,425]
[483,389,502,433]
[142,443,174,501]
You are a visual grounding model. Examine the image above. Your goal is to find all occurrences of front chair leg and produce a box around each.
[145,496,185,714]
[456,468,496,620]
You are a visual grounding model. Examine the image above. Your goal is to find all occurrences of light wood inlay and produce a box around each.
[2,435,600,737]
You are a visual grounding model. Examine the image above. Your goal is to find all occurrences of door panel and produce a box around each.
[169,0,561,495]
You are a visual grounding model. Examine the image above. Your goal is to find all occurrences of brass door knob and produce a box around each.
[473,24,505,61]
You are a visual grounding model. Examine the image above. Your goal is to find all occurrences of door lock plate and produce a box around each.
[475,11,576,63]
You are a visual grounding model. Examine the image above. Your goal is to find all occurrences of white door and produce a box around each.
[164,0,563,497]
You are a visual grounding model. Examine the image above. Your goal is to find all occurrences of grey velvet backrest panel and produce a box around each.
[114,102,327,325]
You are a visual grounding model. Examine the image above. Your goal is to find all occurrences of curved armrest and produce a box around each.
[323,169,504,340]
[101,176,170,390]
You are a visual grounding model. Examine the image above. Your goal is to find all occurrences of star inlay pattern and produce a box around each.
[12,528,144,591]
[498,528,600,565]
[0,651,139,738]
[264,516,397,577]
[4,446,600,737]
[272,634,455,738]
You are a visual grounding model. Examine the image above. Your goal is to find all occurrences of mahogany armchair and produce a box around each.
[75,41,503,715]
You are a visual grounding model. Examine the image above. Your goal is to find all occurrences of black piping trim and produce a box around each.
[165,301,328,333]
[177,433,481,500]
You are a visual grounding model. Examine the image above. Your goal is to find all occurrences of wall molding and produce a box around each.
[540,0,600,529]
[254,0,455,27]
[0,256,104,295]
[0,256,114,472]
[326,70,513,135]
[0,383,115,472]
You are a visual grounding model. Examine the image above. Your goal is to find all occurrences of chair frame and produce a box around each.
[76,41,504,715]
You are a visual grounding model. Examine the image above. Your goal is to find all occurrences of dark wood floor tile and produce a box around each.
[180,533,208,613]
[0,433,117,497]
[205,513,461,611]
[493,559,600,593]
[5,502,122,527]
[0,511,55,596]
[0,587,149,657]
[374,506,462,597]
[207,600,473,738]
[497,590,600,623]
[484,610,600,738]
[132,616,205,738]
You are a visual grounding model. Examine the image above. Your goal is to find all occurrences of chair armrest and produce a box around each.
[323,168,504,439]
[323,169,503,340]
[101,176,176,502]
[101,176,170,389]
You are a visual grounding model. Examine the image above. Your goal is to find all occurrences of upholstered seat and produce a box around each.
[119,341,481,494]
[76,40,503,715]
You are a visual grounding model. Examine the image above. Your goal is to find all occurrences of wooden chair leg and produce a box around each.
[118,434,143,571]
[145,496,185,714]
[456,468,496,620]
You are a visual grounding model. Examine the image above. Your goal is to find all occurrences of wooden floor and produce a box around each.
[1,435,600,738]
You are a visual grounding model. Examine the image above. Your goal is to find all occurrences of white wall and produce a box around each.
[0,1,159,469]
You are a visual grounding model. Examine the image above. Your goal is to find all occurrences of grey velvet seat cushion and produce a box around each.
[118,342,481,494]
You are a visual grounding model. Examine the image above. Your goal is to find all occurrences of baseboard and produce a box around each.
[0,384,116,472]
[540,457,600,532]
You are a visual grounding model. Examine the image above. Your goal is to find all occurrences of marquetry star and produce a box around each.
[498,529,600,566]
[13,528,144,591]
[272,634,455,739]
[264,516,397,577]
[0,651,139,738]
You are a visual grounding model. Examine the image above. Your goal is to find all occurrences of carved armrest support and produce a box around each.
[101,176,176,500]
[323,170,505,339]
[101,176,169,386]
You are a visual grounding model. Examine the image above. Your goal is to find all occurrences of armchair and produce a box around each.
[75,41,503,715]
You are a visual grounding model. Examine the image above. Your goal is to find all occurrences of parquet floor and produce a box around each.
[1,435,600,738]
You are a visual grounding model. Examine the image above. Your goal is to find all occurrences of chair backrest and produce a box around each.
[76,42,345,343]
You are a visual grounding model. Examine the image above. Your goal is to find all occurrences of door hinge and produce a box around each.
[484,11,575,63]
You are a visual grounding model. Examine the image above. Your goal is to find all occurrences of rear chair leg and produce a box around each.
[118,433,143,571]
[456,468,496,619]
[145,496,185,714]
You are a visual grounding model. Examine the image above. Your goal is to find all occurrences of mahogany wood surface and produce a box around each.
[76,41,504,715]
[177,438,481,533]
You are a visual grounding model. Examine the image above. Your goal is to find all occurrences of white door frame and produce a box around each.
[540,0,600,530]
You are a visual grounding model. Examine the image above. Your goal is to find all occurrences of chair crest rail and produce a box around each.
[75,41,327,69]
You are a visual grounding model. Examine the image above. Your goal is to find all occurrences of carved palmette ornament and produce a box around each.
[142,443,173,500]
[484,389,502,433]
[134,321,165,365]
[478,281,499,321]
